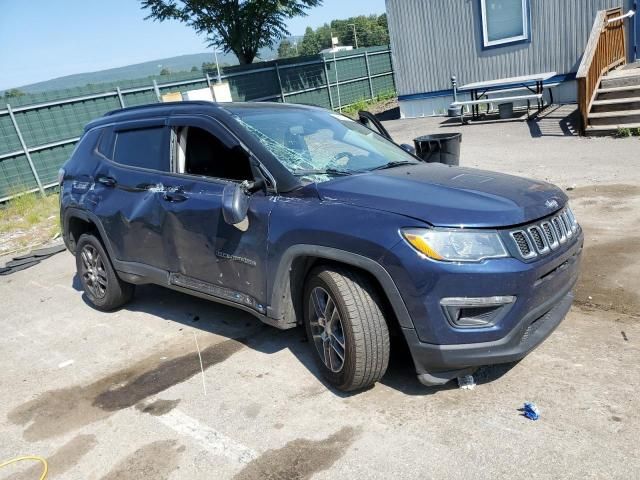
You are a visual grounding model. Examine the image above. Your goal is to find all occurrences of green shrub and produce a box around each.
[616,127,632,138]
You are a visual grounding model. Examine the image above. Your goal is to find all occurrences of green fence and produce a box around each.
[0,46,394,201]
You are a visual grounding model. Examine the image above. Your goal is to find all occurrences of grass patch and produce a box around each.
[341,90,397,118]
[616,127,632,138]
[0,191,60,254]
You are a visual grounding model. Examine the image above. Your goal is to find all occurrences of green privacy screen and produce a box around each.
[0,46,394,201]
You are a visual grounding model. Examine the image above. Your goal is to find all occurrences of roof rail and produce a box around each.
[104,100,218,117]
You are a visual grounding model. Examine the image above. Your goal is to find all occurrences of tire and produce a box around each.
[303,266,390,391]
[76,233,134,311]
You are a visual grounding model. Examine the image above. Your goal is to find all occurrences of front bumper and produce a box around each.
[407,283,575,385]
[383,230,582,385]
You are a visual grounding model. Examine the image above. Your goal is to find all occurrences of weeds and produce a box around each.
[0,191,60,253]
[616,127,632,138]
[341,90,397,118]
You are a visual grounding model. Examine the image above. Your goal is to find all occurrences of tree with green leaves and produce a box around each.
[140,0,322,64]
[299,26,322,55]
[3,88,25,98]
[298,14,389,55]
[191,65,199,72]
[160,68,171,75]
[277,39,297,58]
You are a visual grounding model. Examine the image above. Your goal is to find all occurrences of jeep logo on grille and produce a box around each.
[545,199,559,210]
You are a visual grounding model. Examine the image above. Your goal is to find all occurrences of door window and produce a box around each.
[174,126,254,182]
[113,127,168,171]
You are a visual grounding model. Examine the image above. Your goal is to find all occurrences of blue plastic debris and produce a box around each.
[523,402,540,421]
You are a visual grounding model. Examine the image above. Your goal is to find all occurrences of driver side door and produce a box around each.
[161,115,275,314]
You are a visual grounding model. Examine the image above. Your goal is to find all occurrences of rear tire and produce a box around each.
[76,233,134,311]
[303,266,390,391]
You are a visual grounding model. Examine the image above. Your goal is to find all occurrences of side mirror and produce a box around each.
[400,143,416,155]
[222,183,249,225]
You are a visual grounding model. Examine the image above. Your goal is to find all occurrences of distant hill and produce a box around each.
[9,46,280,94]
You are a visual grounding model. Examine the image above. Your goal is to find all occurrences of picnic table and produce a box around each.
[453,72,557,123]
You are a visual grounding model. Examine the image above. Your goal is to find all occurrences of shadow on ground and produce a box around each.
[72,275,515,398]
[434,104,580,138]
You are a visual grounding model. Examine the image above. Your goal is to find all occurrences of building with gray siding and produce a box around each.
[386,0,636,118]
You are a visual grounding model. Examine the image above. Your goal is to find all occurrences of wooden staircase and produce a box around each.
[586,63,640,136]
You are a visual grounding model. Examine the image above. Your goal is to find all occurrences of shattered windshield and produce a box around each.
[230,108,418,183]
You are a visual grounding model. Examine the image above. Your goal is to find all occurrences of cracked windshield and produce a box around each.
[230,108,418,183]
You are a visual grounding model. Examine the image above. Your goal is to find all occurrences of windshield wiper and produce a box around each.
[292,168,353,177]
[367,161,415,171]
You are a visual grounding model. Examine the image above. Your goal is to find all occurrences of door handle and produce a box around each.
[163,187,187,202]
[97,176,116,187]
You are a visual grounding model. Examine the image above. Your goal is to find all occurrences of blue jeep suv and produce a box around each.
[59,101,583,391]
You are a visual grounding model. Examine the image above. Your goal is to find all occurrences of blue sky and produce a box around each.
[0,0,386,90]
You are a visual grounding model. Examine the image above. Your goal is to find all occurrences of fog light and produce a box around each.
[440,296,515,328]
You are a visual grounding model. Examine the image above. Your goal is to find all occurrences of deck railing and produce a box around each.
[576,7,628,134]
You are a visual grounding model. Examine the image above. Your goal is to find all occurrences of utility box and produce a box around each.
[181,82,233,103]
[161,91,183,102]
[182,87,214,102]
[211,81,233,102]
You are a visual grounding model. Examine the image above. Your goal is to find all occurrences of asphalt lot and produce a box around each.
[1,110,639,479]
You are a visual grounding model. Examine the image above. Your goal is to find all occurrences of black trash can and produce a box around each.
[413,133,462,166]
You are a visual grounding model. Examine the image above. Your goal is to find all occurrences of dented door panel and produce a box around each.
[160,177,273,311]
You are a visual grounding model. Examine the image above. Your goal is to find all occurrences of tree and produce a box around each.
[298,14,390,55]
[299,26,322,55]
[277,39,296,58]
[140,0,322,64]
[3,88,25,98]
[191,65,199,72]
[160,68,171,75]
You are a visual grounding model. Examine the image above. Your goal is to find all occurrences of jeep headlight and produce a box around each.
[401,228,509,262]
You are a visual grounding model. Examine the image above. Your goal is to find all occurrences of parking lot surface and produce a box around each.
[1,112,639,479]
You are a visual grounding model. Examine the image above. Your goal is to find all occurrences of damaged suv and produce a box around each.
[60,101,583,391]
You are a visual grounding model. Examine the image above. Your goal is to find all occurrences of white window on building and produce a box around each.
[480,0,529,48]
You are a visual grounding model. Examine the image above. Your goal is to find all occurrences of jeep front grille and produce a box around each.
[509,208,579,260]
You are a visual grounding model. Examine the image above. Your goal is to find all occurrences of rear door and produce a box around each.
[92,119,175,270]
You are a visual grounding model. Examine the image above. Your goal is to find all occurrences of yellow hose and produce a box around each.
[0,456,48,480]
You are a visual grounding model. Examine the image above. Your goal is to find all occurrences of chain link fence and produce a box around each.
[0,46,395,201]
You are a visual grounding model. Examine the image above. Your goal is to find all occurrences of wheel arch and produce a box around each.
[62,208,115,258]
[268,245,415,331]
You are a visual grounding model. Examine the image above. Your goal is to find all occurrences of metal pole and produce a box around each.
[152,80,161,102]
[214,50,222,82]
[451,75,458,103]
[6,104,45,197]
[348,24,358,49]
[116,87,125,108]
[205,72,212,88]
[333,52,342,112]
[364,51,374,100]
[323,57,335,110]
[274,63,286,103]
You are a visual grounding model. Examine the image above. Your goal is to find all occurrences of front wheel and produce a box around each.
[303,266,390,391]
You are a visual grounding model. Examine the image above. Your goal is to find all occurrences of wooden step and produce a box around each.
[589,109,640,126]
[585,122,640,137]
[591,96,640,112]
[601,72,640,89]
[596,84,640,100]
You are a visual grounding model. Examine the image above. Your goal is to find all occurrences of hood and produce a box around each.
[316,163,567,228]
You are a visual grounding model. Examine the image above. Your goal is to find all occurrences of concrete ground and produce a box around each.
[1,108,639,479]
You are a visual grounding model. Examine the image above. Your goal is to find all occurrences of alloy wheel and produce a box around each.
[80,244,108,299]
[309,286,346,373]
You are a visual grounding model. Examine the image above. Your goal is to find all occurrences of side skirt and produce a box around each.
[113,260,295,330]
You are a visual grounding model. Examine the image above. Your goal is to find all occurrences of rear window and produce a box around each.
[113,127,167,171]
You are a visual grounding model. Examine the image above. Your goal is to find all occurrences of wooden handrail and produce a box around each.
[576,7,627,134]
